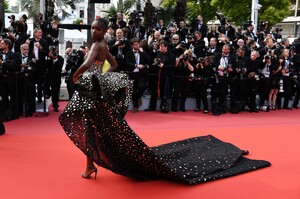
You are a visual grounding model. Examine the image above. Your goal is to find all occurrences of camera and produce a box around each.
[186,33,194,40]
[109,15,117,23]
[183,54,189,61]
[180,41,187,48]
[242,20,253,30]
[67,49,78,64]
[153,58,162,66]
[118,37,126,46]
[216,13,226,26]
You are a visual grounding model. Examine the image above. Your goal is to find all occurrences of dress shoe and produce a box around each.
[180,109,186,112]
[203,110,209,114]
[144,108,155,111]
[283,107,292,110]
[172,108,178,112]
[54,108,59,112]
[293,105,299,109]
[194,108,200,112]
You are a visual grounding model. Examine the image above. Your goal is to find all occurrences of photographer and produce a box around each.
[44,46,64,112]
[46,20,59,47]
[217,18,235,42]
[193,56,214,113]
[177,20,188,41]
[144,40,175,112]
[109,28,130,72]
[278,48,294,110]
[191,15,208,37]
[257,54,273,110]
[116,12,127,29]
[230,47,249,113]
[19,14,28,34]
[16,43,35,116]
[169,34,184,58]
[0,38,18,121]
[246,51,261,112]
[193,31,207,58]
[11,20,29,53]
[35,13,51,39]
[125,38,151,112]
[65,47,85,99]
[171,50,195,112]
[212,44,235,114]
[29,28,49,103]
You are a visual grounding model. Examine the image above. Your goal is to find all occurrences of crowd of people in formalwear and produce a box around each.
[0,13,63,123]
[1,12,300,131]
[105,13,300,115]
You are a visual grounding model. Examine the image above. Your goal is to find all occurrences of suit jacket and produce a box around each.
[0,50,17,74]
[46,55,64,84]
[153,51,176,76]
[192,21,208,37]
[15,52,33,73]
[14,33,29,53]
[29,37,49,62]
[213,53,236,77]
[125,49,151,72]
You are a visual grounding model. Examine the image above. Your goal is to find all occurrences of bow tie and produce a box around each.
[134,51,139,54]
[22,55,28,58]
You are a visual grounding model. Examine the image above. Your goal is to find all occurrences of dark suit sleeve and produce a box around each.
[2,52,17,73]
[125,51,136,72]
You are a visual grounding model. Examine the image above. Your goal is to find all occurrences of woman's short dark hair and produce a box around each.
[95,18,109,30]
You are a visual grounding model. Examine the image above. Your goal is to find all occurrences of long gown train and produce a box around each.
[59,64,271,184]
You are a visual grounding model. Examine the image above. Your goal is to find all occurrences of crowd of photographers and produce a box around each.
[0,13,62,121]
[106,12,300,115]
[1,11,300,123]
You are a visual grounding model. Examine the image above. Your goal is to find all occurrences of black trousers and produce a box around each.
[172,77,191,111]
[258,78,270,106]
[131,73,147,108]
[18,73,36,116]
[0,75,19,119]
[211,77,228,111]
[194,80,209,110]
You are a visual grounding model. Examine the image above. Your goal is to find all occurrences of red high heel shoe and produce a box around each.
[81,166,98,179]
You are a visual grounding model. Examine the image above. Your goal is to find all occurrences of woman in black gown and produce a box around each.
[59,18,271,184]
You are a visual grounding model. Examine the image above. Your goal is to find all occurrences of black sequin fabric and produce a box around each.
[59,63,271,184]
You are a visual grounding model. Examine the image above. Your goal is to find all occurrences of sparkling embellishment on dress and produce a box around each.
[59,62,271,184]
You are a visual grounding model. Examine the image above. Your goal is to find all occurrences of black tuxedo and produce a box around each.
[211,53,236,112]
[45,55,64,110]
[109,38,131,72]
[29,37,49,102]
[117,20,127,29]
[192,21,208,37]
[0,50,19,120]
[177,27,188,41]
[15,53,35,116]
[126,49,151,109]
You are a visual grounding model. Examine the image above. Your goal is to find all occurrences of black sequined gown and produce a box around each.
[59,62,271,185]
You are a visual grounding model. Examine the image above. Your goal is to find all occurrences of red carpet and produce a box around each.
[1,102,300,199]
